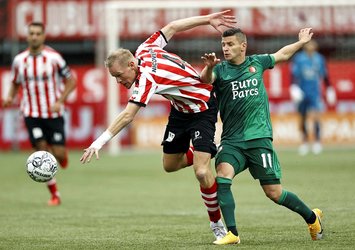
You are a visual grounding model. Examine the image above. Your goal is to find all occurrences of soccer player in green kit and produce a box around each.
[200,27,323,245]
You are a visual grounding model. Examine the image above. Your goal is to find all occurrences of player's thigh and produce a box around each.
[161,122,190,154]
[189,110,217,157]
[162,152,186,171]
[246,139,282,181]
[215,143,247,177]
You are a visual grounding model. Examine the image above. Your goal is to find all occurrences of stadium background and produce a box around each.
[1,0,355,151]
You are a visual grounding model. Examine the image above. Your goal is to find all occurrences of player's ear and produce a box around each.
[241,42,247,52]
[128,60,135,69]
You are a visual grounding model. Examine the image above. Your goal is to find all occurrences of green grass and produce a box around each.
[0,147,354,249]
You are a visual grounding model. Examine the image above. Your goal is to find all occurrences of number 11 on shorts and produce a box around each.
[261,153,272,168]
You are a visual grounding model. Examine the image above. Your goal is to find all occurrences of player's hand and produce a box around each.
[298,28,313,44]
[289,84,304,103]
[326,86,337,106]
[201,52,220,68]
[50,101,62,113]
[80,147,100,164]
[209,10,237,34]
[2,97,13,108]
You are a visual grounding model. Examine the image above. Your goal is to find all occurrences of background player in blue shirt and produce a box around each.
[290,40,336,155]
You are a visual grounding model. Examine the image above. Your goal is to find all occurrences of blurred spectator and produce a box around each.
[290,40,336,155]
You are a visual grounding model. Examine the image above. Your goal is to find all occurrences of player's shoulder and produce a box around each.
[250,53,271,60]
[246,54,271,65]
[293,51,306,60]
[42,46,63,58]
[315,52,326,61]
[13,49,30,61]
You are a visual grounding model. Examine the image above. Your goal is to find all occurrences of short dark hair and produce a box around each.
[222,28,247,43]
[28,22,45,33]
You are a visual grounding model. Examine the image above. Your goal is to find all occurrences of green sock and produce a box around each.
[216,177,237,230]
[277,189,313,222]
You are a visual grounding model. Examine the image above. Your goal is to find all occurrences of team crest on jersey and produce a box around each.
[249,66,256,73]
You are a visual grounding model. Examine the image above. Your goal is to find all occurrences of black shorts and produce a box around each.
[24,117,66,147]
[161,105,217,157]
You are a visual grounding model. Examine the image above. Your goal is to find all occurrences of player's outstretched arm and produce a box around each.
[200,52,219,84]
[80,102,141,164]
[161,10,236,41]
[272,28,313,64]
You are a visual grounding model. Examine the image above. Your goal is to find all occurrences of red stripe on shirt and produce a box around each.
[23,57,32,116]
[144,32,162,45]
[173,99,194,113]
[179,89,211,102]
[140,78,153,104]
[33,56,42,118]
[43,56,52,118]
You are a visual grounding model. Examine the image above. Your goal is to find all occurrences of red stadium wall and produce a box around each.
[6,0,355,40]
[1,62,355,150]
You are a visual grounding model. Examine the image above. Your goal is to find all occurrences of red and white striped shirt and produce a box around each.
[11,46,72,118]
[130,31,213,113]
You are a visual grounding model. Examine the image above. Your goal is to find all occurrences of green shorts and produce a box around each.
[215,138,281,183]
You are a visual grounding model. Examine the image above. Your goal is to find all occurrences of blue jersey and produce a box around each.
[291,51,327,100]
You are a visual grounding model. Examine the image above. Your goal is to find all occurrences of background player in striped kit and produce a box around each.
[80,11,236,241]
[3,22,76,206]
[200,28,323,244]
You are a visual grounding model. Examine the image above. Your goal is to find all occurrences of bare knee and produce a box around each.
[163,162,178,173]
[194,166,209,182]
[265,190,280,202]
[262,184,282,203]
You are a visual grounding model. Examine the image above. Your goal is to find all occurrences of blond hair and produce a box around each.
[105,48,134,68]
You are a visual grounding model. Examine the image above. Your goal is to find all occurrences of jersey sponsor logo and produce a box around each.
[148,48,158,73]
[231,78,259,99]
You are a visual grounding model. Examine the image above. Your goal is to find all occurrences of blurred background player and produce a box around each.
[80,11,237,241]
[290,40,336,155]
[2,22,76,206]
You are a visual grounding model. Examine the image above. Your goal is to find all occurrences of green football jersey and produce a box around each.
[213,54,275,142]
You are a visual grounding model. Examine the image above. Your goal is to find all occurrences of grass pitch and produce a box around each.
[0,147,354,249]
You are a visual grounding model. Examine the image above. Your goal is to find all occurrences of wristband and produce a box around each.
[90,130,113,150]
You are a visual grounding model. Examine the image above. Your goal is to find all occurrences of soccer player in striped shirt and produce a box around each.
[200,28,323,244]
[3,22,76,206]
[80,11,236,241]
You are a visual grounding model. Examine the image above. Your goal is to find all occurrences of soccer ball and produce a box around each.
[26,151,58,182]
